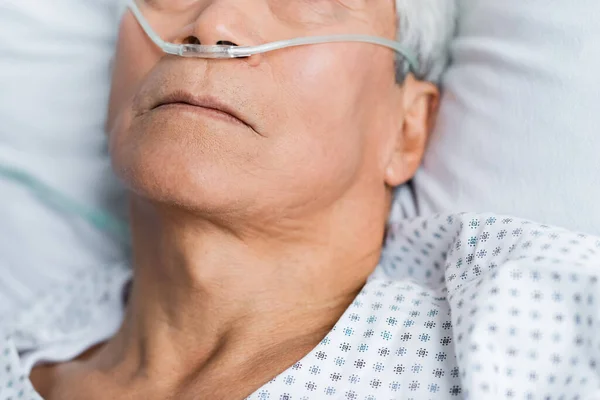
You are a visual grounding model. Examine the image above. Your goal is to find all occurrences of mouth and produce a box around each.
[151,91,255,131]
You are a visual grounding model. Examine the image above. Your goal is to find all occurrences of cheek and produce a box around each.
[265,46,387,182]
[239,47,371,207]
[107,14,162,134]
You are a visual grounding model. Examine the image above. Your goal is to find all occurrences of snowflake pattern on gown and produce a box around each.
[0,213,598,400]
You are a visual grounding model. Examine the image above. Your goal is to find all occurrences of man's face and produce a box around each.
[108,0,435,220]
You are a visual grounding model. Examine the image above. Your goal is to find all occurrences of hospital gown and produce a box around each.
[0,213,598,399]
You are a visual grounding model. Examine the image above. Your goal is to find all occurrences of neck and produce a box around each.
[93,194,386,396]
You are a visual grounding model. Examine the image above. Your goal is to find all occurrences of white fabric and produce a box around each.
[1,213,599,399]
[0,0,127,314]
[411,0,600,235]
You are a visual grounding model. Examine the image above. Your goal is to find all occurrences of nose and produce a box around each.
[174,1,263,57]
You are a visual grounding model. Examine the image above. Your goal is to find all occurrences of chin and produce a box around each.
[110,115,264,214]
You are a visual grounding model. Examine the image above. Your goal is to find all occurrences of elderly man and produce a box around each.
[3,1,600,399]
[6,1,457,398]
[5,0,544,399]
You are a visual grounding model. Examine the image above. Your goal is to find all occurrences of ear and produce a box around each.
[384,74,440,187]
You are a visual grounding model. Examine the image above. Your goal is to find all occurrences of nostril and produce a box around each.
[216,40,238,47]
[182,36,201,45]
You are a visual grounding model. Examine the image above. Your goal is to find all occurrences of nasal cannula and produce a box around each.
[126,0,419,72]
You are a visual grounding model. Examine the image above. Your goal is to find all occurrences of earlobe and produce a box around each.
[384,159,412,187]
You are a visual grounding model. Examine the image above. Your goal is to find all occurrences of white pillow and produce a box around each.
[412,0,600,235]
[0,0,126,311]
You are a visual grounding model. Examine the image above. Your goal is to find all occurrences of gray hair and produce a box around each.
[395,0,457,84]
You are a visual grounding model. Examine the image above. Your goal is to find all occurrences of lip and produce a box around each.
[151,90,254,130]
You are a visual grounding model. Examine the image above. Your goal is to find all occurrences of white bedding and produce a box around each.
[0,0,127,315]
[412,0,600,235]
